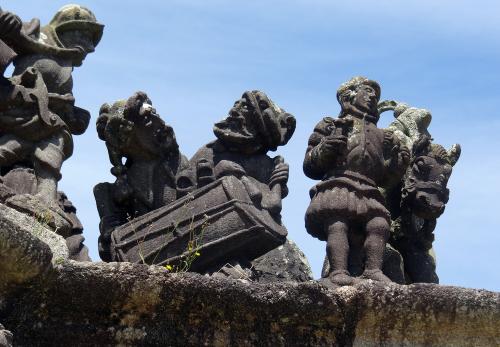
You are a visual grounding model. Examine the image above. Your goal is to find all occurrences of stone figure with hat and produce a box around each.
[191,90,296,223]
[304,76,410,286]
[101,90,298,277]
[0,4,103,204]
[0,4,103,260]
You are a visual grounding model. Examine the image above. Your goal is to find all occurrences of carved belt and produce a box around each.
[325,169,376,187]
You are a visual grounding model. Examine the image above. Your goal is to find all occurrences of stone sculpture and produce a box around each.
[188,90,296,273]
[99,90,297,275]
[190,90,296,222]
[380,101,460,283]
[304,76,410,286]
[0,5,103,260]
[0,5,102,204]
[94,91,192,261]
[318,95,460,285]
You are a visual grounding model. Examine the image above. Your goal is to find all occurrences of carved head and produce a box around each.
[337,76,381,122]
[97,92,178,162]
[214,91,296,154]
[41,5,104,66]
[402,136,460,219]
[380,101,432,148]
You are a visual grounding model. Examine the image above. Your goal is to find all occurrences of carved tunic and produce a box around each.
[190,140,287,219]
[0,21,89,172]
[304,115,400,240]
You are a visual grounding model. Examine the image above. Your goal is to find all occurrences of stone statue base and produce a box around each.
[5,194,72,236]
[321,243,406,284]
[0,167,89,261]
[1,211,498,346]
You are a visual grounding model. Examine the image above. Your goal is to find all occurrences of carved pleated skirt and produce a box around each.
[305,177,390,241]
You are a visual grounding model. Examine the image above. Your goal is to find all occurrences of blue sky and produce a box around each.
[5,1,500,291]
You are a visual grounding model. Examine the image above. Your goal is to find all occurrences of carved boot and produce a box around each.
[360,269,392,283]
[328,269,356,286]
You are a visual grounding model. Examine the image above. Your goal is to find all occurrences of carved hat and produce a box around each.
[214,91,296,153]
[41,4,104,49]
[244,91,296,150]
[336,76,381,104]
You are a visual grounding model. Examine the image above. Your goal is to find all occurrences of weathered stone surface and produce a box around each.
[96,91,296,274]
[0,324,12,347]
[380,101,461,284]
[1,259,498,346]
[321,244,407,284]
[94,91,192,261]
[304,77,411,286]
[0,5,102,204]
[353,283,500,346]
[0,203,68,292]
[5,194,72,237]
[251,239,314,283]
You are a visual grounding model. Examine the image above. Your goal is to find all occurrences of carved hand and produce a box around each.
[270,159,289,188]
[0,11,22,39]
[214,160,246,179]
[318,134,347,160]
[398,145,411,167]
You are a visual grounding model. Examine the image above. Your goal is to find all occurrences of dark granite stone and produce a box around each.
[380,101,460,284]
[304,77,410,286]
[0,5,101,259]
[96,91,297,274]
[94,91,191,261]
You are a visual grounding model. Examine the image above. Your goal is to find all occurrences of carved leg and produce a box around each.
[348,228,365,277]
[33,162,58,203]
[362,216,392,282]
[325,218,354,285]
[33,135,65,204]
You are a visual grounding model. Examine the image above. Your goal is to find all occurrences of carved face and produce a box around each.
[214,91,295,154]
[97,92,178,160]
[58,29,95,66]
[404,155,452,219]
[215,95,259,152]
[352,84,379,114]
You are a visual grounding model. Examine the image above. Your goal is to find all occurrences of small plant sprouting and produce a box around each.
[164,214,209,273]
[31,210,53,237]
[54,257,65,265]
[127,213,150,265]
[129,200,210,273]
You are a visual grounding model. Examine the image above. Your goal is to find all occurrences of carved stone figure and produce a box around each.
[94,91,192,261]
[0,5,102,260]
[191,90,296,221]
[188,90,296,272]
[304,77,410,286]
[0,166,89,260]
[102,91,296,274]
[320,100,461,284]
[380,102,460,283]
[0,5,103,204]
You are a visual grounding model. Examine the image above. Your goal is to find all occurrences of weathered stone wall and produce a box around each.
[1,204,499,346]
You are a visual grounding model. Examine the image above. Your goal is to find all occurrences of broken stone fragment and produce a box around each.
[251,239,314,283]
